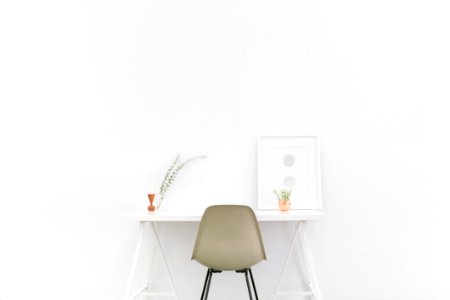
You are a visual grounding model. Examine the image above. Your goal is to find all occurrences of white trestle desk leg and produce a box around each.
[151,222,178,298]
[124,221,145,300]
[273,221,322,300]
[297,221,322,300]
[146,224,159,291]
[273,221,301,299]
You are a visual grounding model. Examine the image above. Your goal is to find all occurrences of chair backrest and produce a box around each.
[192,205,266,271]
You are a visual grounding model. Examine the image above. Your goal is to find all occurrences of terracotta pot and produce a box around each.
[278,199,291,211]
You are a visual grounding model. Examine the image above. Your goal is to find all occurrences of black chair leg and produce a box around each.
[204,269,214,300]
[203,268,258,299]
[248,268,259,300]
[244,269,254,300]
[200,269,212,300]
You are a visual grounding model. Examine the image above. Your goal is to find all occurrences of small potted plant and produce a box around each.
[273,189,292,211]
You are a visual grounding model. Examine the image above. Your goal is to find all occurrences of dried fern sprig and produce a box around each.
[157,154,207,209]
[159,155,180,196]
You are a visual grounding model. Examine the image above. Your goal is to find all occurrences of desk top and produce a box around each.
[121,209,323,222]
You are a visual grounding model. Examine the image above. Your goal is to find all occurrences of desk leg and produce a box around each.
[273,222,301,299]
[146,224,158,289]
[273,221,322,300]
[124,222,177,299]
[151,222,177,298]
[124,221,145,300]
[297,221,322,300]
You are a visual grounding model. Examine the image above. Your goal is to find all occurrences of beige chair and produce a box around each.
[192,205,266,299]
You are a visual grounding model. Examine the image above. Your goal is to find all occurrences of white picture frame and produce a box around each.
[257,135,322,210]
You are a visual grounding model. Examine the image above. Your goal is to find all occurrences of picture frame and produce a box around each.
[257,135,322,210]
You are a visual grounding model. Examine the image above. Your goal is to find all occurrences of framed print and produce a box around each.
[257,135,322,210]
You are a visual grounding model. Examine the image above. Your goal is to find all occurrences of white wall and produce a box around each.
[0,0,448,299]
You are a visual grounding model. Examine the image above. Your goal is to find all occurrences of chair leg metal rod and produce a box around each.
[248,268,259,300]
[204,269,213,300]
[200,269,211,300]
[244,269,254,300]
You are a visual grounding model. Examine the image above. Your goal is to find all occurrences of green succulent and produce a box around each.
[273,189,291,201]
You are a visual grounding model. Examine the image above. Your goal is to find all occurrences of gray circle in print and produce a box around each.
[284,176,296,187]
[283,154,295,167]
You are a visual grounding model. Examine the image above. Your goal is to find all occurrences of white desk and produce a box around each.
[121,210,323,300]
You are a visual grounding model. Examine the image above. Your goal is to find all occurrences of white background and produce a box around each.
[0,0,448,299]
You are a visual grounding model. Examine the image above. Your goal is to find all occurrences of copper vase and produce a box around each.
[278,199,291,211]
[147,194,156,212]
